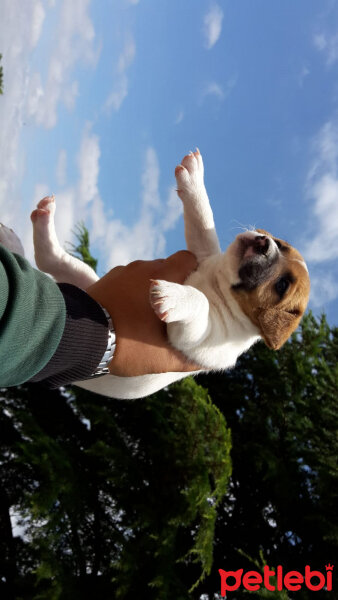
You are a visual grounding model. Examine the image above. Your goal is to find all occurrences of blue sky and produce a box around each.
[1,0,338,324]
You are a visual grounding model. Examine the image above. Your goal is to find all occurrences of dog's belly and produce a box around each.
[75,370,196,400]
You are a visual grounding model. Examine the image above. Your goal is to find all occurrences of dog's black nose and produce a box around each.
[254,235,270,255]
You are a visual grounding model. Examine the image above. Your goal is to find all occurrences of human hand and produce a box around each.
[86,251,201,377]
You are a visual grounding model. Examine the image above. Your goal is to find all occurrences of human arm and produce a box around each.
[0,241,198,387]
[0,243,66,386]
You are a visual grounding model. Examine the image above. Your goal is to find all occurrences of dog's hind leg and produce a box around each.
[31,196,99,289]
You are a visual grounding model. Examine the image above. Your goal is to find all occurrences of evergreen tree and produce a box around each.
[0,379,231,599]
[196,312,338,599]
[66,223,97,271]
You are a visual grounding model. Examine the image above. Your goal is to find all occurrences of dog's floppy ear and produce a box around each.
[256,308,300,350]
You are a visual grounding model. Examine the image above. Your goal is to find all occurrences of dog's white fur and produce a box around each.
[0,150,309,399]
[77,150,263,398]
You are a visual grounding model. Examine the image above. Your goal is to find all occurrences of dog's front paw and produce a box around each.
[175,149,205,202]
[0,224,25,256]
[149,279,188,323]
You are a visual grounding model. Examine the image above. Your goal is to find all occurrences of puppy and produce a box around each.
[28,150,310,399]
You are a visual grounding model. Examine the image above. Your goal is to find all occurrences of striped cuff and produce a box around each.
[29,283,109,388]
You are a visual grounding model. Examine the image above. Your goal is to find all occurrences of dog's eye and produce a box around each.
[287,308,300,317]
[274,238,290,253]
[275,276,290,297]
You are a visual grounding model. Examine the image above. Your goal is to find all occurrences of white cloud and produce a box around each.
[175,110,184,125]
[201,76,237,104]
[202,81,225,101]
[90,195,108,246]
[141,147,161,211]
[89,147,182,269]
[77,126,101,208]
[298,65,310,88]
[56,150,67,187]
[161,187,183,232]
[0,0,99,235]
[24,128,101,262]
[303,120,338,263]
[26,72,44,118]
[303,173,338,262]
[302,119,338,309]
[56,127,101,246]
[63,80,79,110]
[314,33,327,52]
[0,0,47,225]
[29,0,100,129]
[105,76,129,112]
[0,3,180,276]
[53,188,76,250]
[310,120,338,176]
[314,31,338,66]
[203,4,224,49]
[308,272,338,308]
[30,1,46,48]
[104,37,136,113]
[103,147,165,266]
[117,38,136,73]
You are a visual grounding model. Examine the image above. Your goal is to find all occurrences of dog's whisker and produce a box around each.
[229,220,256,233]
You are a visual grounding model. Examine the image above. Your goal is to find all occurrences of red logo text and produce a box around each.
[218,564,334,597]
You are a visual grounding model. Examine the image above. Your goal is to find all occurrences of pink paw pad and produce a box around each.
[37,195,55,210]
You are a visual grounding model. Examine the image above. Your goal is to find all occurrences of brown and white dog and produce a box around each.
[0,150,310,399]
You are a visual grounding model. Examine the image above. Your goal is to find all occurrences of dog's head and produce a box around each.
[228,230,310,350]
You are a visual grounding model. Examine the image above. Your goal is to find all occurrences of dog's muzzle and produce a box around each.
[233,233,278,291]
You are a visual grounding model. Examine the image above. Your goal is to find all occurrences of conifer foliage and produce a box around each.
[197,312,338,599]
[0,379,231,599]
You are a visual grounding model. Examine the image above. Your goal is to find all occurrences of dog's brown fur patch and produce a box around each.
[231,231,310,349]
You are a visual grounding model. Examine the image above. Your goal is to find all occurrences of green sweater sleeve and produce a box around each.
[0,244,66,386]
